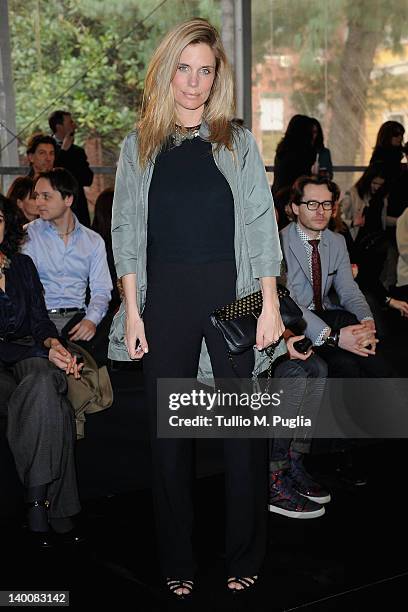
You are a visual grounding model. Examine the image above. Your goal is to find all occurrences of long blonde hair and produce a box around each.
[138,18,235,168]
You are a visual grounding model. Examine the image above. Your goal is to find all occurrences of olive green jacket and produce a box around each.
[108,123,286,382]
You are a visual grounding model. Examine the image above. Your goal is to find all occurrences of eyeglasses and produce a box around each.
[298,200,334,211]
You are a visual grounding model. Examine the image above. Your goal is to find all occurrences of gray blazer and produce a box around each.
[108,122,286,381]
[280,222,373,343]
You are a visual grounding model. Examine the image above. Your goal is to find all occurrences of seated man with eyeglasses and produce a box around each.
[279,175,392,378]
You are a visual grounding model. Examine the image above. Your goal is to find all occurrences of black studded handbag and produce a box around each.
[210,285,302,359]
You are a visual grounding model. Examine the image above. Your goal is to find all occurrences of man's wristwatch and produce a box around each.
[324,329,339,348]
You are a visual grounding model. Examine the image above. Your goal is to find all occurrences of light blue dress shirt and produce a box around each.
[22,215,113,326]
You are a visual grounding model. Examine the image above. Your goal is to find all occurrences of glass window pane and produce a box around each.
[252,0,408,193]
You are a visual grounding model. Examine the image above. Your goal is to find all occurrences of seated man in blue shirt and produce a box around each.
[22,168,113,362]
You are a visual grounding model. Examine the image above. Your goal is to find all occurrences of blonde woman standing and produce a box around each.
[109,19,284,599]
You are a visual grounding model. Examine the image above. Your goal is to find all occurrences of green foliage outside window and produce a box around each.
[9,0,220,158]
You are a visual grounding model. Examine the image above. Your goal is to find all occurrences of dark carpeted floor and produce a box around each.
[3,440,408,611]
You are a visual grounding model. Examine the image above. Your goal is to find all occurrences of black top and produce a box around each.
[272,146,316,196]
[388,165,408,219]
[360,196,385,235]
[147,136,235,264]
[369,145,403,179]
[0,253,58,364]
[369,147,407,218]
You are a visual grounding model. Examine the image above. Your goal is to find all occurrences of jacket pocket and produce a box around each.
[109,306,126,347]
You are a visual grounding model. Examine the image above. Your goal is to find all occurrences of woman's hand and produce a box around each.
[256,304,285,351]
[119,274,148,359]
[47,339,83,378]
[257,277,285,351]
[125,313,149,360]
[389,298,408,317]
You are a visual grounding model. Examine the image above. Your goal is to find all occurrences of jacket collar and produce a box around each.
[199,120,210,140]
[288,222,310,280]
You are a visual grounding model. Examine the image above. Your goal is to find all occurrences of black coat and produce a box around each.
[0,253,58,363]
[55,143,93,227]
[272,146,316,196]
[370,146,407,218]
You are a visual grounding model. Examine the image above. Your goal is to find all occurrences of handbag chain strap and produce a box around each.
[227,342,277,387]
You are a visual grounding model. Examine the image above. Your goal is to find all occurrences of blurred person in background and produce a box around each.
[340,164,408,320]
[272,115,316,228]
[26,134,56,181]
[49,110,93,227]
[7,176,38,224]
[370,122,407,245]
[370,120,405,179]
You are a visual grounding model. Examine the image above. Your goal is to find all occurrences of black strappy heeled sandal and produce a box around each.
[227,575,258,593]
[165,578,194,599]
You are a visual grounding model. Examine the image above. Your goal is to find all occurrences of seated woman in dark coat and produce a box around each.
[0,194,82,547]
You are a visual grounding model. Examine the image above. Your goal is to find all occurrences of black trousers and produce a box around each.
[142,260,267,579]
[313,309,393,377]
[1,357,80,518]
[313,310,396,454]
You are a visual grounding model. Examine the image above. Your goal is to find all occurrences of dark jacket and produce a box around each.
[0,253,58,363]
[54,142,93,227]
[370,146,407,218]
[369,146,403,179]
[272,146,316,196]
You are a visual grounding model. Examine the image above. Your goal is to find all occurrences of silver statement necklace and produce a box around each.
[171,124,201,147]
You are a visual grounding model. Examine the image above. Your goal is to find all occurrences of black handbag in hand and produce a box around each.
[210,285,302,356]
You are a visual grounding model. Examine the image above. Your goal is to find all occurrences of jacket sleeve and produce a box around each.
[86,237,113,326]
[24,256,59,345]
[241,129,282,278]
[279,256,329,343]
[111,134,139,279]
[333,235,373,321]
